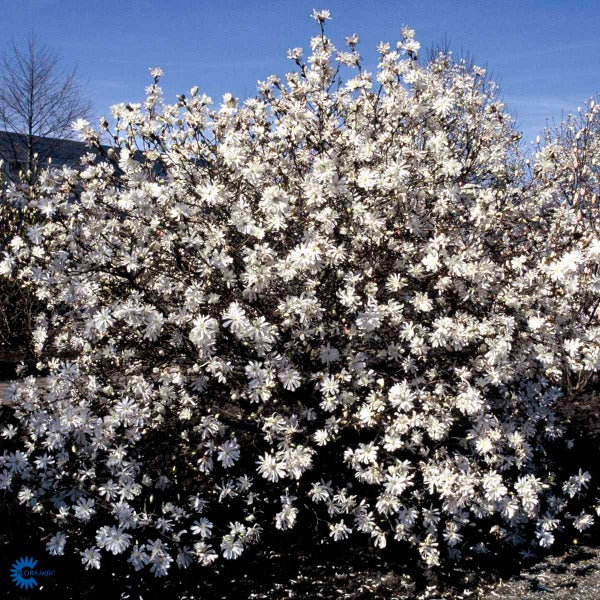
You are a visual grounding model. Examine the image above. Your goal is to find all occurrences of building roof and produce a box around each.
[0,131,172,181]
[0,130,99,171]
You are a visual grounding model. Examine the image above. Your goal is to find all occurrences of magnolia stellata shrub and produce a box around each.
[0,177,40,351]
[527,99,600,401]
[1,11,599,578]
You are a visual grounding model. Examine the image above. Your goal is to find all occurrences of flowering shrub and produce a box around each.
[0,176,40,353]
[1,10,600,580]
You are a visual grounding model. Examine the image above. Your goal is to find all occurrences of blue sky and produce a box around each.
[1,0,599,143]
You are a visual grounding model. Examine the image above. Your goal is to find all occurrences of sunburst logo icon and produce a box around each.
[10,556,39,590]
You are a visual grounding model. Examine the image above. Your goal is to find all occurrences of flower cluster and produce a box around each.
[1,13,600,580]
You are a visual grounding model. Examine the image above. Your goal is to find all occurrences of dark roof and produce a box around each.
[0,130,99,170]
[0,131,174,181]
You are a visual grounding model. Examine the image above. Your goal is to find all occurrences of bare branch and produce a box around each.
[0,33,92,182]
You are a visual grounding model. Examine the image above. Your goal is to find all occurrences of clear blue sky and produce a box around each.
[2,0,599,143]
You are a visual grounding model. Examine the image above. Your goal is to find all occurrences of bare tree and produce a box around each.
[0,34,92,182]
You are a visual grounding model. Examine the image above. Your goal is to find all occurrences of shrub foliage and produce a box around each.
[1,11,600,579]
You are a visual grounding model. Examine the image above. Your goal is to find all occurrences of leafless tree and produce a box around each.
[0,34,92,182]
